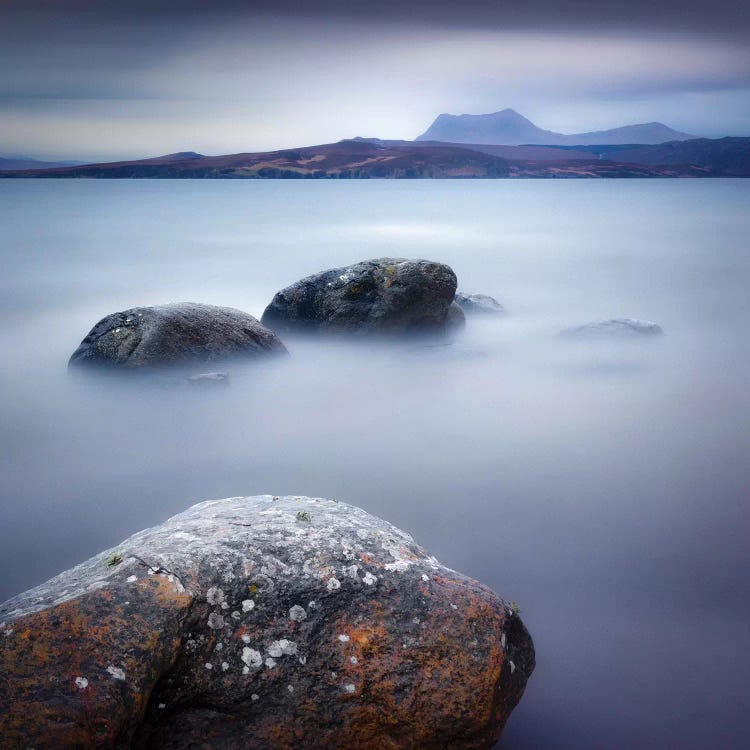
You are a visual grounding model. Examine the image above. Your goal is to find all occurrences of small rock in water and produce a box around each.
[454,292,507,316]
[186,372,230,387]
[560,318,663,339]
[0,494,534,750]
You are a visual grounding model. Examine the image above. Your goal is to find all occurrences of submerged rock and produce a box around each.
[261,258,458,336]
[445,301,467,332]
[0,495,534,750]
[454,292,507,316]
[560,318,663,339]
[186,371,230,387]
[69,302,287,370]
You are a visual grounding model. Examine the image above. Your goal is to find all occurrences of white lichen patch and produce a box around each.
[501,633,507,649]
[510,660,516,674]
[205,662,213,670]
[362,572,377,586]
[421,574,430,582]
[207,612,225,630]
[289,605,307,621]
[74,676,88,690]
[241,647,263,668]
[251,693,259,701]
[231,611,241,620]
[158,703,166,709]
[385,560,412,573]
[241,634,251,644]
[343,683,356,694]
[326,577,341,591]
[222,662,229,671]
[287,684,294,693]
[265,657,277,669]
[350,656,358,665]
[242,599,255,613]
[268,639,297,657]
[106,665,126,681]
[126,575,138,583]
[242,666,250,675]
[206,587,225,606]
[337,634,350,643]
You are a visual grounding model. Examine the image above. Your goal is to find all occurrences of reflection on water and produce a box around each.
[1,179,749,749]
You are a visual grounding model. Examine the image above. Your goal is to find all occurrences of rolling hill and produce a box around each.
[3,137,739,179]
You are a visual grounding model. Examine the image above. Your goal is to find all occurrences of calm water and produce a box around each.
[1,179,749,748]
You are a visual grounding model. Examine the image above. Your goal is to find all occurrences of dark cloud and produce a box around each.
[4,0,750,37]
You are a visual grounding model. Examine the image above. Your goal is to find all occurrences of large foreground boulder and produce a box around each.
[0,495,534,750]
[261,258,458,336]
[69,303,287,370]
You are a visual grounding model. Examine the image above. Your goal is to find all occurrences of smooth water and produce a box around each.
[1,179,749,748]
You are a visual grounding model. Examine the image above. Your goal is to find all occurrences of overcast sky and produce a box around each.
[1,0,749,160]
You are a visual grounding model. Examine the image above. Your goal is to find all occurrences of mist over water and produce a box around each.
[1,179,749,748]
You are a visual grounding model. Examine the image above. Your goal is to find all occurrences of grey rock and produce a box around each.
[261,258,458,336]
[0,495,534,750]
[454,292,507,316]
[69,302,287,370]
[560,318,664,339]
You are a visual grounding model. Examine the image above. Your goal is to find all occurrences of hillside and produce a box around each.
[4,136,749,178]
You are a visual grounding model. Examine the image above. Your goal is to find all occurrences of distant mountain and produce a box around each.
[0,156,86,170]
[416,108,696,146]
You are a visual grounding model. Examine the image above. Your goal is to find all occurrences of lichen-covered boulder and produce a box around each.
[454,292,506,316]
[69,303,287,370]
[0,495,534,750]
[560,318,663,339]
[261,258,458,336]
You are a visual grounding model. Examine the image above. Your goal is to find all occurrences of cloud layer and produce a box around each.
[2,3,749,159]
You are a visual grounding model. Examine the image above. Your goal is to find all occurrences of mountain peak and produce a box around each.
[416,109,696,146]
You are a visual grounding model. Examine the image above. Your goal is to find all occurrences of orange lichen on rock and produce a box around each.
[0,495,533,750]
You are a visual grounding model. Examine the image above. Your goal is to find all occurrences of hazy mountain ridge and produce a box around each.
[416,108,696,145]
[0,156,87,170]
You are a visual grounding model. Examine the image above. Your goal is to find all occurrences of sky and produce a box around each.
[1,0,749,161]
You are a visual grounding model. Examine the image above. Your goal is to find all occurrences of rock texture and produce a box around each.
[0,495,534,750]
[261,259,458,336]
[561,318,663,339]
[69,303,287,370]
[454,293,506,316]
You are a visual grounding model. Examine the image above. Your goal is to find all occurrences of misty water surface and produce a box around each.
[1,179,749,749]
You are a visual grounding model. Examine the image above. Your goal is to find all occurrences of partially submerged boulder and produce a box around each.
[69,303,287,370]
[560,318,663,339]
[261,258,458,336]
[0,495,534,750]
[454,292,506,316]
[445,301,467,332]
